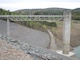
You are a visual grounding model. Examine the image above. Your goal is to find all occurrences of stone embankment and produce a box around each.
[0,36,33,60]
[0,34,78,60]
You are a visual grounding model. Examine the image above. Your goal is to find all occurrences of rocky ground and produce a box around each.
[0,19,79,60]
[0,39,33,60]
[0,36,77,60]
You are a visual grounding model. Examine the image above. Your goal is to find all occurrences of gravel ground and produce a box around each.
[0,40,33,60]
[0,36,77,60]
[0,20,50,48]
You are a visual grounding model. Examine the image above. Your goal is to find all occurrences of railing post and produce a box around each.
[7,19,10,37]
[63,10,71,54]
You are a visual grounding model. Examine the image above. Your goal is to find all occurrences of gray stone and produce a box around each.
[0,34,76,60]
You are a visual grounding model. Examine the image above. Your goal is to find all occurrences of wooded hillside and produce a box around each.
[0,8,80,20]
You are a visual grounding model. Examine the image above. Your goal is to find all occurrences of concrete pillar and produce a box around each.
[7,19,10,37]
[63,10,71,54]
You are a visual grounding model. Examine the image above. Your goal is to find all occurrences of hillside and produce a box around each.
[72,8,80,12]
[15,8,65,15]
[72,8,80,20]
[0,8,80,20]
[15,8,80,20]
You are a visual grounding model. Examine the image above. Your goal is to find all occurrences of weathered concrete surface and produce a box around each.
[63,10,71,54]
[0,20,50,48]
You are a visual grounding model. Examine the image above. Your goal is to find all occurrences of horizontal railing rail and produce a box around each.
[0,15,64,17]
[0,15,64,21]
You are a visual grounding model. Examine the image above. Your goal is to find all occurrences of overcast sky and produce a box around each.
[0,0,80,11]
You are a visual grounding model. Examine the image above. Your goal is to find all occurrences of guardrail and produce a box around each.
[0,15,63,21]
[0,15,64,17]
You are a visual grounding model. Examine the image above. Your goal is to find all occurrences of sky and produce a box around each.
[0,0,80,11]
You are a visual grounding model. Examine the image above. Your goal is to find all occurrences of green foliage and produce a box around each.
[0,8,21,15]
[16,8,80,20]
[39,21,57,27]
[72,8,80,20]
[16,21,57,31]
[15,8,64,15]
[1,8,80,21]
[42,25,47,30]
[0,8,11,15]
[0,8,58,31]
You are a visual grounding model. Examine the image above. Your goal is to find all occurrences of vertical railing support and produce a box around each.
[63,10,71,54]
[7,19,10,37]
